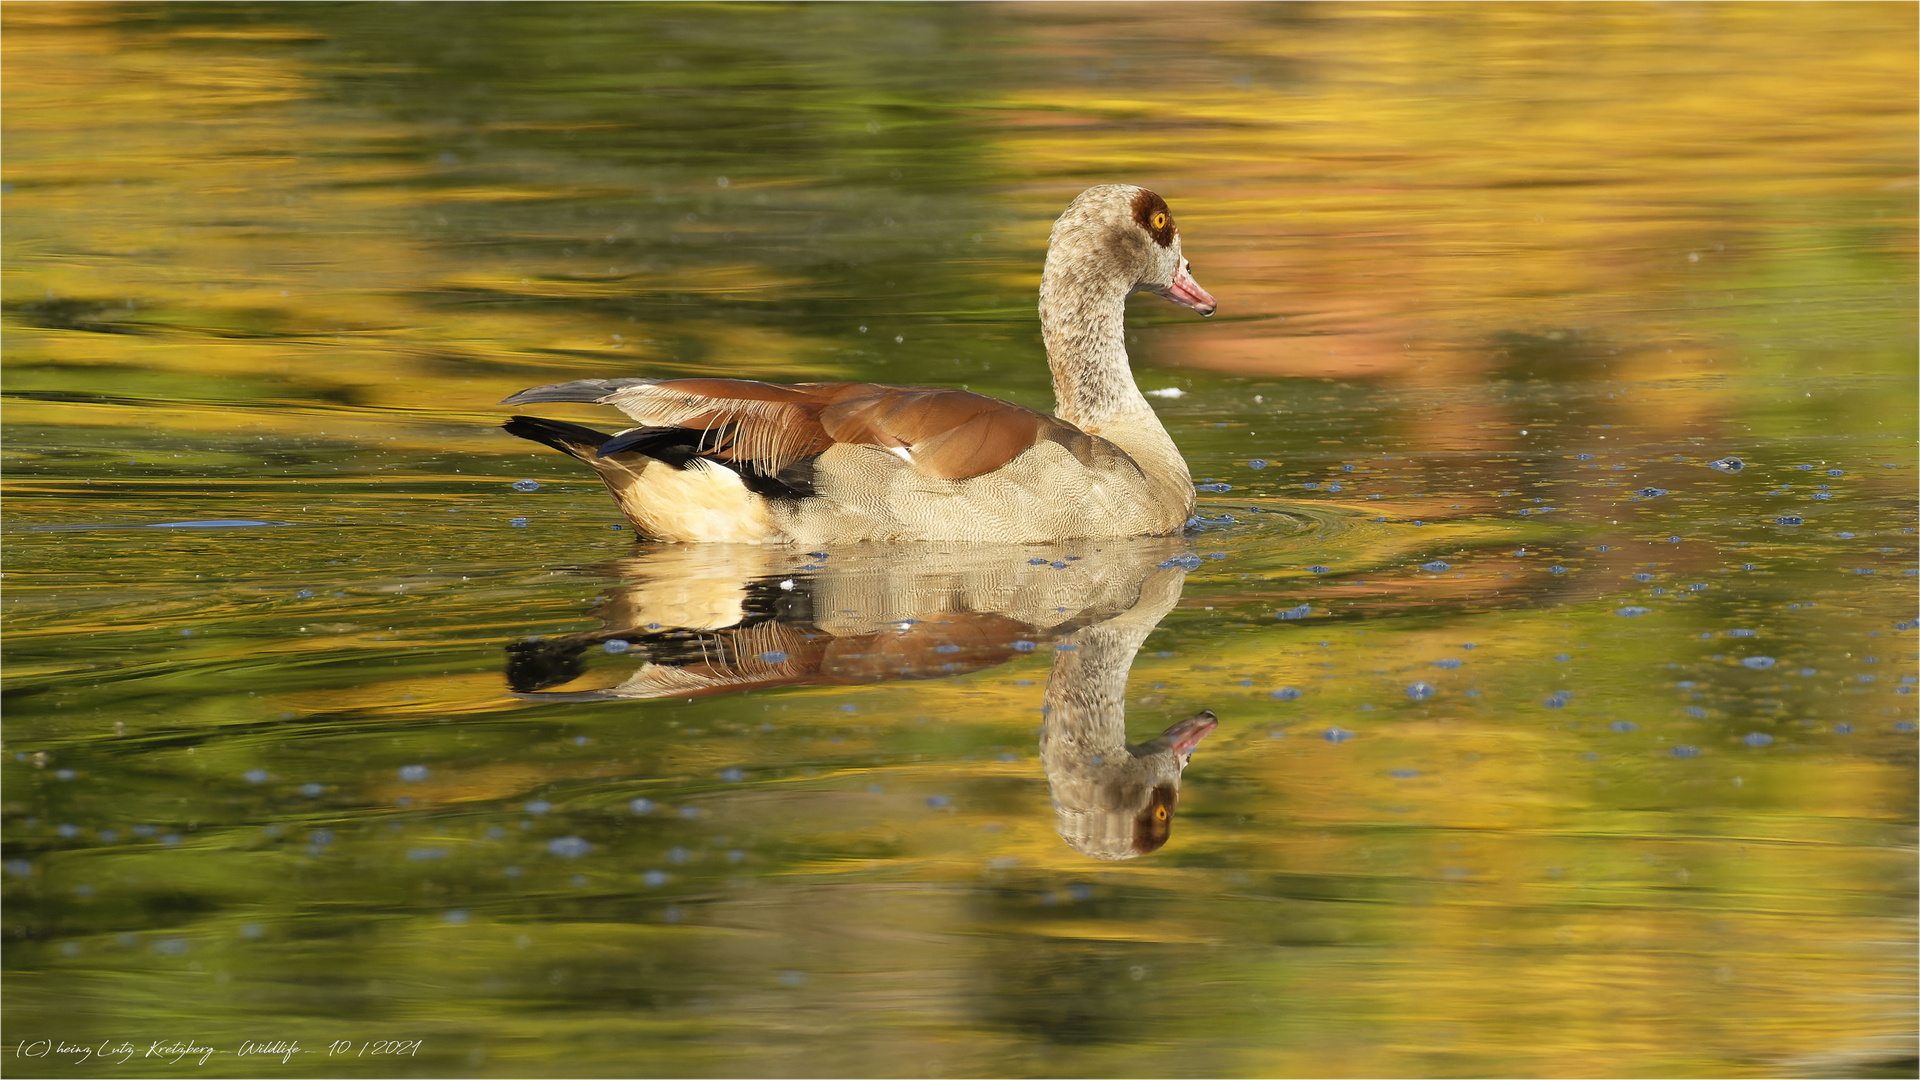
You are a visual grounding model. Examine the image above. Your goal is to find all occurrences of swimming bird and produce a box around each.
[501,184,1216,544]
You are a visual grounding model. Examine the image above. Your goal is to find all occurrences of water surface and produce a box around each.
[4,4,1915,1077]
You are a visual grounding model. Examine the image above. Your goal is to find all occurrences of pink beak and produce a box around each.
[1160,710,1219,757]
[1159,261,1217,317]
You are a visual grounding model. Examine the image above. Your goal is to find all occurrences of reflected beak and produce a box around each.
[1158,260,1217,317]
[1161,709,1219,758]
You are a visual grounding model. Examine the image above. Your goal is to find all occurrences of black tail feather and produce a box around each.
[500,377,656,406]
[504,414,818,500]
[502,415,615,457]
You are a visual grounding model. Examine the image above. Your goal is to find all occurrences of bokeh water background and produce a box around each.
[3,3,1915,1077]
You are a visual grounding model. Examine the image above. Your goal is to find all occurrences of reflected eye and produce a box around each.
[1151,211,1168,230]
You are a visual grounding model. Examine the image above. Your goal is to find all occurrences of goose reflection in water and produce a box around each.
[506,537,1216,860]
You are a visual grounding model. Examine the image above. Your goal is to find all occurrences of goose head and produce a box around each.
[1043,184,1216,317]
[1049,709,1219,861]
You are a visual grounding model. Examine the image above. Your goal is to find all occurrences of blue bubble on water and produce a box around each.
[628,797,655,815]
[1743,732,1773,747]
[678,805,701,819]
[1826,469,1843,477]
[242,768,269,785]
[398,765,429,782]
[1406,682,1435,701]
[1774,515,1804,526]
[1685,707,1708,719]
[1853,567,1875,575]
[1637,488,1669,498]
[1309,565,1330,574]
[1248,459,1267,469]
[1327,483,1343,492]
[1897,722,1917,733]
[547,836,591,858]
[1276,604,1312,620]
[524,800,551,815]
[1633,572,1654,582]
[1671,745,1700,758]
[1028,557,1048,566]
[1301,482,1320,490]
[1709,457,1743,472]
[512,479,541,492]
[1432,658,1462,670]
[296,588,314,599]
[1390,769,1420,779]
[603,639,631,654]
[1422,561,1450,572]
[1577,453,1595,461]
[1610,721,1637,733]
[1795,464,1813,471]
[1726,629,1756,637]
[642,869,667,888]
[925,795,950,808]
[1549,565,1567,574]
[1616,607,1652,617]
[509,517,529,527]
[1324,727,1355,743]
[1272,687,1302,701]
[1741,656,1775,669]
[839,704,858,713]
[1195,482,1232,492]
[719,768,744,783]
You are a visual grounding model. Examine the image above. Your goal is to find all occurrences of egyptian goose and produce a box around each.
[501,184,1216,544]
[504,540,1217,859]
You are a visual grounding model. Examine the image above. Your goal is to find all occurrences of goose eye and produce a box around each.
[1154,806,1168,821]
[1151,211,1168,230]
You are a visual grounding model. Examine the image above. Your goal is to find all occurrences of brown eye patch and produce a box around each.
[1130,189,1176,248]
[1131,786,1179,854]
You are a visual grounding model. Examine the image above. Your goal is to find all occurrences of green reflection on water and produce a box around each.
[3,3,1915,1077]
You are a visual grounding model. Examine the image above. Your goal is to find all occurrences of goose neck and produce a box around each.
[1039,263,1150,428]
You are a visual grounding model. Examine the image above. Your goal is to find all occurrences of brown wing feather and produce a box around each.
[601,378,1093,482]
